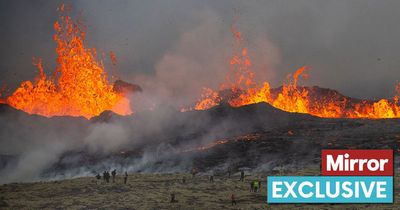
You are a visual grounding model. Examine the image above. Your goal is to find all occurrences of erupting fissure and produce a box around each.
[2,5,132,119]
[190,22,400,119]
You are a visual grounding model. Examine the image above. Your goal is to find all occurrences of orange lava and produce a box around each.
[4,5,132,119]
[192,23,400,119]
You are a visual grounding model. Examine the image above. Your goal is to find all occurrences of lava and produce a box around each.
[4,4,132,119]
[182,134,262,153]
[191,23,400,119]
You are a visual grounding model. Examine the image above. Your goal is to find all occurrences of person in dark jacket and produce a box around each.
[239,170,245,182]
[95,173,101,184]
[111,169,116,183]
[103,171,107,183]
[170,193,178,203]
[123,171,128,184]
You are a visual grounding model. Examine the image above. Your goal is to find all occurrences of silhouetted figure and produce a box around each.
[124,172,128,184]
[170,193,178,203]
[228,169,231,178]
[209,175,214,183]
[182,176,186,184]
[96,174,101,184]
[240,170,244,182]
[105,171,110,183]
[250,181,254,192]
[96,174,101,180]
[111,169,116,183]
[191,167,197,178]
[231,194,237,205]
[103,171,107,182]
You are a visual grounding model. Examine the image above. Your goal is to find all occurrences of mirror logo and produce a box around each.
[267,150,393,203]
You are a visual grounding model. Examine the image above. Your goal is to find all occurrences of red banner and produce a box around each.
[321,150,393,176]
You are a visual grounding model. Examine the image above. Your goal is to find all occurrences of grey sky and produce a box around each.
[1,0,399,100]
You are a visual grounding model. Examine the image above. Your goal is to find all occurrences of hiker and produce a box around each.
[182,176,186,184]
[124,172,128,184]
[209,175,214,183]
[105,171,110,183]
[253,180,259,192]
[95,174,101,184]
[111,169,116,183]
[239,170,244,182]
[250,181,253,192]
[231,194,237,206]
[103,171,107,182]
[170,193,178,203]
[191,167,197,178]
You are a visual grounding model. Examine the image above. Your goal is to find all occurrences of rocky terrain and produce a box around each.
[1,98,400,182]
[1,88,400,209]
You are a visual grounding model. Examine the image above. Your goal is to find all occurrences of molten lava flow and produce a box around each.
[5,5,132,119]
[194,88,221,110]
[191,23,400,119]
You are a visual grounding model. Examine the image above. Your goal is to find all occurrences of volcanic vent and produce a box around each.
[186,22,400,119]
[1,4,137,119]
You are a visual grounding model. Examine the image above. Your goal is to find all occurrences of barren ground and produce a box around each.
[1,168,399,210]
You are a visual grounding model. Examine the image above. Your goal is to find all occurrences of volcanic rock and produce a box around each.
[113,79,142,95]
[1,88,400,182]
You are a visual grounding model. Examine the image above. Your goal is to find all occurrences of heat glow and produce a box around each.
[192,23,400,119]
[4,5,132,119]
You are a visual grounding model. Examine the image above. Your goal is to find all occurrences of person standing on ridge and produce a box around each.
[111,169,116,183]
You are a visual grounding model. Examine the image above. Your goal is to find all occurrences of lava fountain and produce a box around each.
[191,22,400,119]
[3,4,132,119]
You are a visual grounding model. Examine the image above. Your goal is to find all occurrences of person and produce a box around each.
[209,175,214,183]
[95,174,101,184]
[250,181,254,192]
[228,169,231,178]
[182,176,186,184]
[239,170,244,182]
[170,193,178,203]
[105,171,110,183]
[253,180,259,192]
[191,167,197,178]
[231,194,237,206]
[124,172,128,184]
[103,171,107,183]
[111,169,116,183]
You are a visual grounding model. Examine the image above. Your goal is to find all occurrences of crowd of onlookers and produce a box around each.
[94,168,262,206]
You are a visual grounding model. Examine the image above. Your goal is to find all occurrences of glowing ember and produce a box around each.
[191,23,400,119]
[4,5,132,119]
[181,134,262,153]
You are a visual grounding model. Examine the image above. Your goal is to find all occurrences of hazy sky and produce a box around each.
[1,0,399,99]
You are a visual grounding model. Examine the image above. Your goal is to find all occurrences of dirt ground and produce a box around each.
[0,168,398,210]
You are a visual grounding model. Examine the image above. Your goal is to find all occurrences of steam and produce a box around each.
[128,9,280,110]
